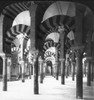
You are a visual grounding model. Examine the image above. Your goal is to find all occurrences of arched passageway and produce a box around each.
[46,60,53,75]
[0,1,94,100]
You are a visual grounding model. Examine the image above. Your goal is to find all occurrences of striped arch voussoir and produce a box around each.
[6,24,30,44]
[40,15,75,38]
[43,39,60,53]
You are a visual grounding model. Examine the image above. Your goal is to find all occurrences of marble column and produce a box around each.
[29,4,39,94]
[71,52,76,81]
[39,57,43,83]
[0,14,7,91]
[2,53,7,91]
[86,57,92,86]
[59,28,65,85]
[28,63,32,79]
[74,3,85,99]
[60,58,65,84]
[55,48,59,80]
[33,50,39,94]
[72,61,75,81]
[7,56,11,81]
[91,62,93,81]
[72,46,84,99]
[21,60,25,82]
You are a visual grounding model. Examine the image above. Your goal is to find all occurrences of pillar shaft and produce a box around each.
[74,4,85,99]
[91,63,93,81]
[59,30,65,84]
[56,61,59,80]
[7,57,11,81]
[39,59,43,83]
[21,60,25,82]
[87,59,91,86]
[55,47,59,80]
[65,64,68,78]
[71,52,76,81]
[29,63,32,79]
[2,54,7,91]
[43,63,46,78]
[72,62,75,81]
[75,49,83,99]
[60,59,65,84]
[34,55,39,94]
[29,4,39,94]
[84,62,87,77]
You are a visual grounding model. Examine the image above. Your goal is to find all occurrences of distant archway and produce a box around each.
[46,60,53,75]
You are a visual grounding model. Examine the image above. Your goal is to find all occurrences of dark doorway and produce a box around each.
[46,61,53,75]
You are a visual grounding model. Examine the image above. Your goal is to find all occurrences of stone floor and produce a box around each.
[0,76,94,100]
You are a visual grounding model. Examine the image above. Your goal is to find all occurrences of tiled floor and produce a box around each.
[0,76,94,100]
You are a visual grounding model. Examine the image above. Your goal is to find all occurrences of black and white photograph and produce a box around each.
[0,0,94,100]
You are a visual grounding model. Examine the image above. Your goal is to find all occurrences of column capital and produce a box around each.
[0,52,5,59]
[30,50,39,63]
[39,58,43,63]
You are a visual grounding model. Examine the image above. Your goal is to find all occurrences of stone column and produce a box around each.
[33,50,39,94]
[86,57,92,86]
[43,62,46,78]
[65,54,69,78]
[60,58,65,84]
[55,48,59,80]
[72,46,84,99]
[21,60,25,82]
[39,56,43,83]
[84,60,87,77]
[65,60,69,78]
[21,36,25,83]
[71,61,75,81]
[59,27,65,85]
[28,63,32,79]
[56,61,59,80]
[68,59,71,76]
[29,4,39,94]
[0,13,7,91]
[1,53,7,91]
[71,52,76,81]
[91,62,93,81]
[74,3,86,99]
[7,56,11,81]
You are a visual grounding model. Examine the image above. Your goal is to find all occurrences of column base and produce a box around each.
[61,74,65,84]
[76,96,83,99]
[22,79,25,82]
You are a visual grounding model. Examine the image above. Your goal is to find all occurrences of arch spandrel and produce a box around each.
[12,10,31,27]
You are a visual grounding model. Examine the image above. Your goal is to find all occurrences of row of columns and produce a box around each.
[1,3,94,100]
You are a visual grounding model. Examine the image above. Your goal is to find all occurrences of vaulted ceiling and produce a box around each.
[0,0,94,55]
